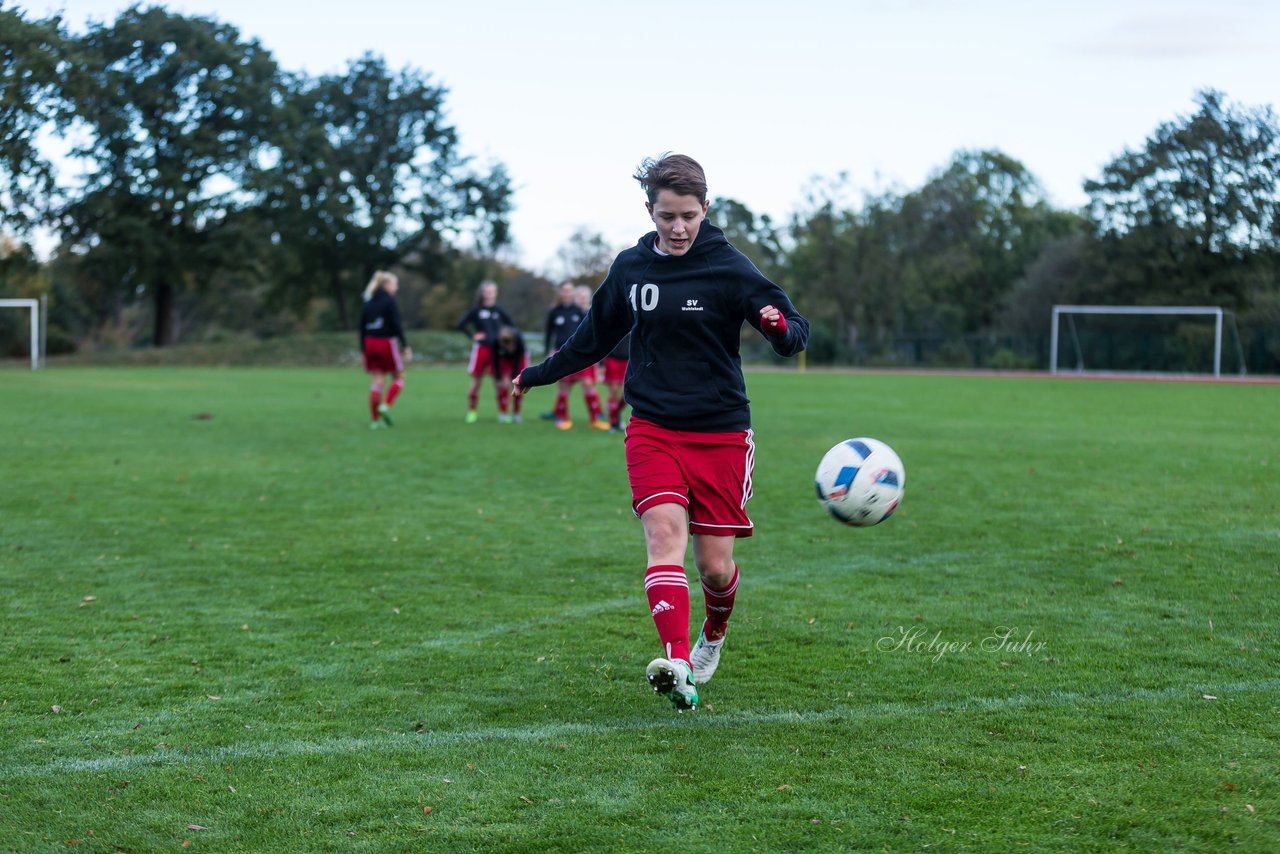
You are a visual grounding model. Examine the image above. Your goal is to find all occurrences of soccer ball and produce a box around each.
[815,438,905,527]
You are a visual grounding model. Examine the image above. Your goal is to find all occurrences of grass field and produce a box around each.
[1,365,1277,852]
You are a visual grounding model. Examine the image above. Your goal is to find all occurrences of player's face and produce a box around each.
[558,283,574,304]
[480,283,497,306]
[647,189,709,256]
[384,276,399,295]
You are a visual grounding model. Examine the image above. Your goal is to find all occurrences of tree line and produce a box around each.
[3,4,1279,372]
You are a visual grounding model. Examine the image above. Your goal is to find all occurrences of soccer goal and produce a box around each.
[1049,305,1246,377]
[0,297,45,370]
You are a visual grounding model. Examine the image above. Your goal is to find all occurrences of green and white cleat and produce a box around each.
[689,623,725,685]
[378,402,394,426]
[369,420,386,430]
[646,657,698,712]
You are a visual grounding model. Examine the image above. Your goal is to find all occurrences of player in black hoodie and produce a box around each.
[360,271,411,429]
[456,280,514,424]
[514,154,807,712]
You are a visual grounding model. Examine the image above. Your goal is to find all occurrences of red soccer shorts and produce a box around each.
[363,337,403,374]
[603,356,627,385]
[467,343,495,377]
[563,364,599,384]
[495,353,528,379]
[625,417,755,538]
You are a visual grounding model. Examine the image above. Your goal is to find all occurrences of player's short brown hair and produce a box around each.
[633,153,707,204]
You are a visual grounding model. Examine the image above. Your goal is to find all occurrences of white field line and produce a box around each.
[7,678,1277,779]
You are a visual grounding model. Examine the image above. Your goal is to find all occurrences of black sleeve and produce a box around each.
[387,298,406,348]
[739,264,808,358]
[544,308,556,354]
[522,282,629,388]
[456,307,477,336]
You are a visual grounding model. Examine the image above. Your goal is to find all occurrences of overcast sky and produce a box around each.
[29,0,1280,275]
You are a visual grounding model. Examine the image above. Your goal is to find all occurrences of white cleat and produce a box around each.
[690,624,725,685]
[646,657,698,712]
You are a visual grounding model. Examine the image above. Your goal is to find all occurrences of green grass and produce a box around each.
[1,365,1277,852]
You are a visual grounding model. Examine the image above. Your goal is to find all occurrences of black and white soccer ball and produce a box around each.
[815,437,905,527]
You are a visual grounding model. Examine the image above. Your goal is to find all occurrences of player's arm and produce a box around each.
[517,284,627,394]
[387,300,408,352]
[544,309,557,354]
[455,307,476,337]
[746,279,808,357]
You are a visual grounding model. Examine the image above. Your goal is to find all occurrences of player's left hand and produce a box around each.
[512,373,528,397]
[759,305,788,336]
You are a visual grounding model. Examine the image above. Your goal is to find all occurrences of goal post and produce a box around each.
[1050,305,1246,377]
[0,297,44,370]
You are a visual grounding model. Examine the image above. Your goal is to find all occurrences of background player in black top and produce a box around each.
[359,271,411,429]
[456,280,514,424]
[514,154,807,712]
[542,281,584,428]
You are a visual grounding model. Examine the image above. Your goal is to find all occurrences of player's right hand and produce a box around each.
[511,373,528,397]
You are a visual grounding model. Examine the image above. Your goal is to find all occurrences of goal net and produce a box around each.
[1049,305,1246,377]
[0,297,45,370]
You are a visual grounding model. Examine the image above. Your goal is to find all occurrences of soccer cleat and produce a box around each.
[539,411,556,421]
[498,413,511,424]
[646,657,698,712]
[689,623,725,685]
[590,418,611,431]
[465,410,478,424]
[609,422,622,433]
[369,420,385,430]
[512,414,522,424]
[378,402,393,426]
[555,419,573,430]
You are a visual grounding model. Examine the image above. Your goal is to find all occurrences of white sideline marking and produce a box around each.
[6,678,1277,779]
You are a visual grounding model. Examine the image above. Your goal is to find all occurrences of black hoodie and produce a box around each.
[520,223,807,432]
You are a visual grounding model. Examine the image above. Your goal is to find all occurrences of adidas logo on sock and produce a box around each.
[651,600,674,616]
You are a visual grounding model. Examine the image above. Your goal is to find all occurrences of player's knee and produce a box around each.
[695,556,734,586]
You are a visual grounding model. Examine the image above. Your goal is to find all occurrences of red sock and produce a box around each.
[584,387,602,421]
[644,564,691,664]
[512,393,523,416]
[369,382,383,420]
[497,385,510,414]
[467,386,479,411]
[554,388,569,420]
[386,378,404,407]
[608,398,621,425]
[701,564,739,641]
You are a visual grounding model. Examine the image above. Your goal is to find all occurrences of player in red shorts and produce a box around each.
[359,270,411,429]
[602,332,630,432]
[456,280,514,424]
[514,154,807,712]
[542,282,607,430]
[492,325,528,424]
[564,284,608,430]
